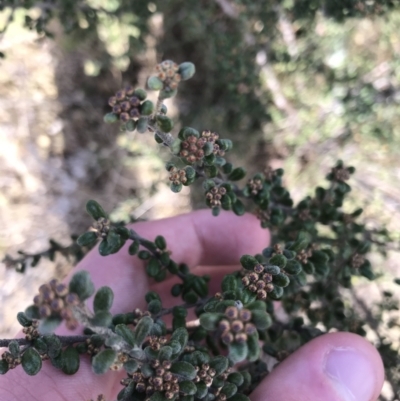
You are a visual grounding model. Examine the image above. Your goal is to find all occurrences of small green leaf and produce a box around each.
[17,312,32,327]
[200,312,222,331]
[170,361,197,380]
[268,285,284,300]
[69,270,95,301]
[115,324,136,346]
[285,260,302,275]
[77,231,98,247]
[134,316,154,346]
[209,355,229,375]
[158,346,173,362]
[230,394,250,401]
[170,327,189,350]
[228,342,248,364]
[94,286,114,313]
[155,235,167,250]
[0,360,9,375]
[124,359,139,373]
[272,273,290,288]
[227,372,244,386]
[159,88,177,99]
[156,115,174,132]
[140,100,154,115]
[22,348,42,376]
[246,332,260,362]
[147,76,164,91]
[228,167,246,181]
[148,300,162,314]
[232,200,245,216]
[221,382,237,398]
[195,382,208,399]
[146,258,161,277]
[61,346,80,375]
[269,254,287,268]
[43,335,62,359]
[103,113,118,124]
[128,241,140,255]
[92,349,117,374]
[133,88,147,100]
[137,117,148,133]
[86,200,107,220]
[221,275,237,292]
[251,310,271,330]
[240,255,259,270]
[178,62,196,80]
[8,341,20,358]
[179,380,197,395]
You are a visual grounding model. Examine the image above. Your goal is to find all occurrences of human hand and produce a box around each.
[0,210,384,401]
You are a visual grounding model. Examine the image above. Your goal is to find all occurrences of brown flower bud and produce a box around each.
[218,319,230,332]
[235,333,247,343]
[55,283,68,297]
[120,101,131,111]
[221,331,234,344]
[108,96,117,106]
[249,272,259,282]
[231,320,244,333]
[51,298,64,312]
[225,306,238,319]
[254,264,264,274]
[115,90,126,100]
[239,309,252,322]
[120,112,130,122]
[244,323,257,335]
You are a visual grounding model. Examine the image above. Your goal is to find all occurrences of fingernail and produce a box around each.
[324,347,375,401]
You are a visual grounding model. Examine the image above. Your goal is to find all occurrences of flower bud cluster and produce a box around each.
[132,308,152,326]
[33,279,79,330]
[180,135,206,164]
[193,363,217,387]
[201,130,225,157]
[247,177,263,196]
[148,335,168,351]
[218,306,256,344]
[211,368,234,401]
[332,166,351,182]
[108,85,143,122]
[110,352,129,371]
[1,351,21,369]
[85,337,100,356]
[263,166,276,182]
[92,217,111,239]
[22,320,39,341]
[206,187,227,208]
[168,167,188,185]
[255,208,270,225]
[121,359,179,401]
[296,248,313,264]
[242,264,273,300]
[156,60,181,90]
[350,253,365,269]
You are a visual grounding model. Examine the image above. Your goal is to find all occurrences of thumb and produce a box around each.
[250,332,384,401]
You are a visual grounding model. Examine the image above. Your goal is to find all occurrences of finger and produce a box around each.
[0,211,269,401]
[250,332,384,401]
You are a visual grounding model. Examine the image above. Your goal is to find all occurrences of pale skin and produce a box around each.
[0,210,384,401]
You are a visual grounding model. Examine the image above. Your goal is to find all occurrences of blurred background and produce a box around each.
[0,0,400,399]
